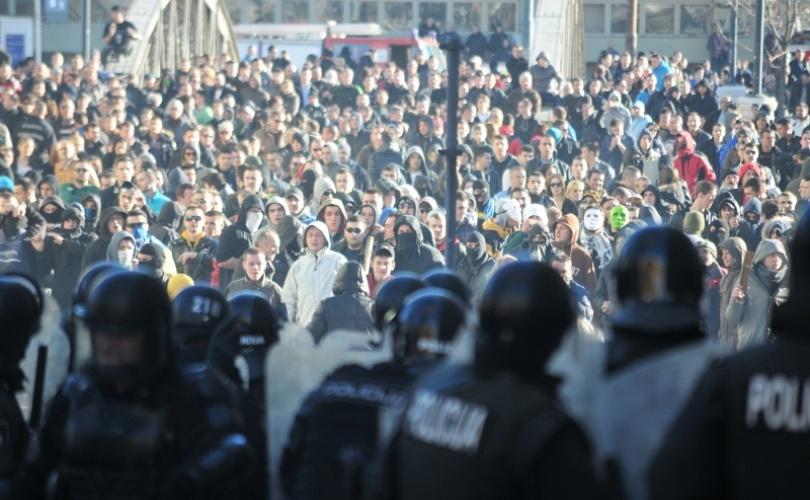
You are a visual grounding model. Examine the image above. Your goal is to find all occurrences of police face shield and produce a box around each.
[90,328,146,385]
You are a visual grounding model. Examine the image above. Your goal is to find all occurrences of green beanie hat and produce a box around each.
[683,211,705,235]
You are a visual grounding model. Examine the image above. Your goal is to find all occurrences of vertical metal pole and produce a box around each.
[83,0,92,61]
[627,0,638,55]
[440,34,461,269]
[522,0,533,57]
[753,0,765,94]
[33,0,42,61]
[730,0,738,81]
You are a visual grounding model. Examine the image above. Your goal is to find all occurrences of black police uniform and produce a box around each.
[387,262,601,500]
[23,366,250,499]
[280,360,426,500]
[0,274,42,492]
[209,290,281,419]
[392,364,600,500]
[21,272,253,500]
[649,211,810,500]
[173,285,267,500]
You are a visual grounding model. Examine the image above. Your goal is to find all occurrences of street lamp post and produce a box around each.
[439,33,462,269]
[753,0,765,94]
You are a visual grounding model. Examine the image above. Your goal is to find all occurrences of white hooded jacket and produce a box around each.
[282,220,347,326]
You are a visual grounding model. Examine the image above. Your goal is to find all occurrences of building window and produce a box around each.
[237,0,275,23]
[66,0,116,22]
[583,4,605,34]
[350,1,377,22]
[610,4,629,35]
[681,5,708,35]
[282,0,309,22]
[419,3,447,27]
[384,2,413,31]
[453,3,482,31]
[489,2,516,32]
[644,5,674,34]
[318,0,344,22]
[17,0,35,16]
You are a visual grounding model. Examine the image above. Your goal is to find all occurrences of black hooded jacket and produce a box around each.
[150,201,182,245]
[52,206,97,308]
[306,262,374,343]
[393,215,445,275]
[457,231,495,299]
[216,194,264,287]
[81,206,126,269]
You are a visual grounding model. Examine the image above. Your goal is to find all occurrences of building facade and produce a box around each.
[3,0,756,67]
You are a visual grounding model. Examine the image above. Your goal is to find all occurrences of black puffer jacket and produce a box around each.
[80,206,127,269]
[306,261,374,343]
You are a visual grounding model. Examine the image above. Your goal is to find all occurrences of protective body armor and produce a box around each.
[56,375,166,500]
[394,363,581,500]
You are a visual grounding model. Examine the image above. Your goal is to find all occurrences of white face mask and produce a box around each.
[583,208,604,232]
[117,248,133,268]
[245,211,263,232]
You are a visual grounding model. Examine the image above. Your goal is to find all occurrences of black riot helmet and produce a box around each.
[611,226,704,334]
[228,290,281,344]
[172,285,230,363]
[0,273,43,389]
[210,290,280,389]
[69,262,125,372]
[72,262,125,314]
[372,273,425,331]
[422,268,472,306]
[477,261,575,382]
[772,210,810,336]
[394,288,466,362]
[75,271,172,387]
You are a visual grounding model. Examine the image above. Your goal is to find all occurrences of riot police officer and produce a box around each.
[21,271,253,499]
[422,267,472,306]
[389,261,601,500]
[587,226,720,500]
[0,274,42,490]
[209,289,280,416]
[172,285,231,365]
[650,211,810,500]
[280,288,466,500]
[173,285,267,500]
[65,262,124,371]
[371,273,426,333]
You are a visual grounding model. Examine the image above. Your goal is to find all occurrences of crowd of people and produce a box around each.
[1,8,810,498]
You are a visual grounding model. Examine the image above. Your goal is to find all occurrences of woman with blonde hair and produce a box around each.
[565,179,585,205]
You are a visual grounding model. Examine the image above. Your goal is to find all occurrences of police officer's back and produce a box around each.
[209,290,281,418]
[390,261,601,500]
[21,272,253,499]
[588,226,720,500]
[280,279,466,500]
[0,274,42,489]
[173,285,267,500]
[649,211,810,500]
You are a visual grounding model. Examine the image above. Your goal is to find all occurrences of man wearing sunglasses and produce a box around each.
[170,205,218,282]
[333,215,368,262]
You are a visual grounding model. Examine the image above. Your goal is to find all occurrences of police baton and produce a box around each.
[29,344,48,430]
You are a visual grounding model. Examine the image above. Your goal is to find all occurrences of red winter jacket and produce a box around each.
[674,132,716,196]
